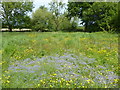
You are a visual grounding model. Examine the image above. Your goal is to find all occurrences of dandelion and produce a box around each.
[4,71,9,73]
[61,78,65,81]
[40,80,43,82]
[86,79,94,84]
[82,86,85,88]
[6,80,10,83]
[53,73,57,76]
[88,48,93,51]
[114,79,118,83]
[105,85,107,88]
[98,50,107,54]
[0,50,2,54]
[66,83,70,86]
[80,83,82,85]
[52,81,55,83]
[69,80,73,83]
[50,85,53,88]
[38,84,40,86]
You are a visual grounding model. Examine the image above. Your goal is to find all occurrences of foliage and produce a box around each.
[49,0,66,31]
[67,2,118,32]
[32,4,76,32]
[1,1,33,31]
[110,2,120,33]
[31,6,53,32]
[67,2,93,19]
[67,2,94,32]
[82,2,118,32]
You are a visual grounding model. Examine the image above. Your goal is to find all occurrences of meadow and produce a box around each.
[1,32,119,88]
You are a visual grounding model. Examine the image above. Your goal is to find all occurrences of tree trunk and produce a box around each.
[84,22,88,32]
[8,25,12,32]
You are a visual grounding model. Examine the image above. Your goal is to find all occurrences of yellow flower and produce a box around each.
[80,83,82,85]
[61,78,65,81]
[98,50,107,54]
[114,79,118,82]
[4,71,9,73]
[88,48,92,51]
[66,83,70,86]
[6,80,10,83]
[0,50,2,54]
[105,85,107,88]
[82,86,85,88]
[52,81,55,83]
[50,85,53,88]
[38,84,40,86]
[40,80,43,82]
[86,79,94,84]
[69,80,73,83]
[53,73,57,76]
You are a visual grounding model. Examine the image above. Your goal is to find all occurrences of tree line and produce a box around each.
[1,1,120,32]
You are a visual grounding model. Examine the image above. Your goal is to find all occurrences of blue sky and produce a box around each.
[33,0,68,12]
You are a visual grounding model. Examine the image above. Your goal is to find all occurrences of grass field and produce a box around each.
[1,32,119,88]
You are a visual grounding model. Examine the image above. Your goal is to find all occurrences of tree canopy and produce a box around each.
[31,6,53,31]
[1,1,33,31]
[67,2,119,32]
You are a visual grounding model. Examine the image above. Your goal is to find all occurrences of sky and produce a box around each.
[33,0,68,12]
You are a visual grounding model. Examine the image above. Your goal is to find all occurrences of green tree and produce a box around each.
[67,2,94,31]
[1,1,33,32]
[82,2,118,32]
[68,2,118,32]
[111,2,120,33]
[49,0,65,31]
[31,6,53,31]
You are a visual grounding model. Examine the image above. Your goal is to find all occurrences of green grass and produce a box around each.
[1,32,119,88]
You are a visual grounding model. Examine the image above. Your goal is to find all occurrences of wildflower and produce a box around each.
[6,80,10,83]
[105,85,107,88]
[61,78,65,81]
[88,48,92,51]
[114,79,118,82]
[50,85,53,88]
[52,81,55,83]
[53,73,57,76]
[80,83,82,85]
[68,66,71,68]
[38,84,40,86]
[98,50,107,54]
[86,79,94,84]
[69,80,73,83]
[66,83,70,86]
[0,50,2,54]
[4,71,9,73]
[82,86,85,88]
[40,80,43,82]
